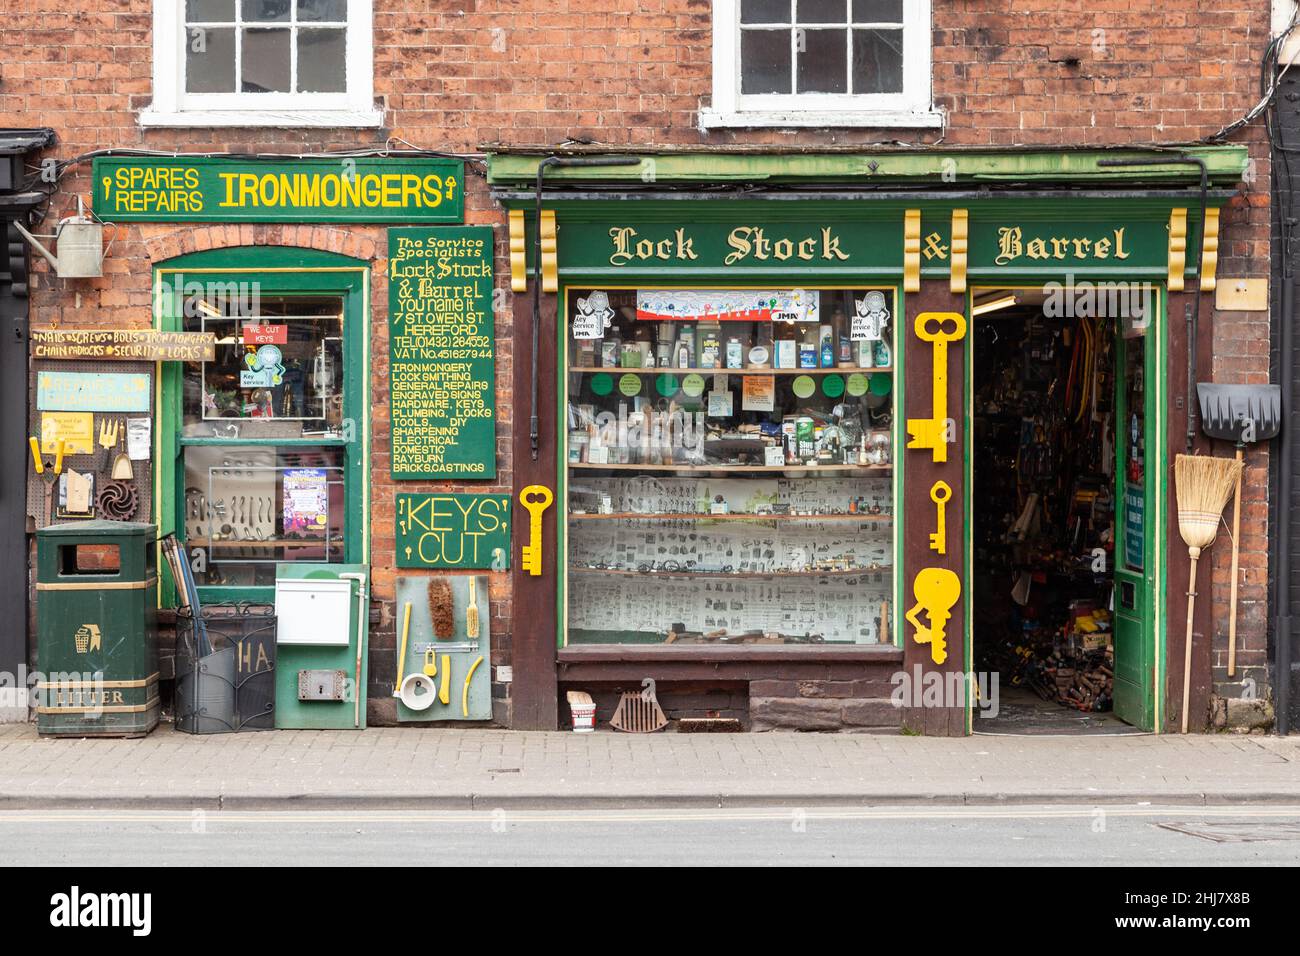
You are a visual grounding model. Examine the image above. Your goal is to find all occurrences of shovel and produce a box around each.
[1196,384,1282,676]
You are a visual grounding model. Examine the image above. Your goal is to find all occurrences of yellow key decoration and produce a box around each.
[905,567,961,665]
[906,312,966,463]
[929,480,952,555]
[519,485,553,576]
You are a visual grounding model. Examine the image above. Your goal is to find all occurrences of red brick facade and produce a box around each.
[1,1,1275,727]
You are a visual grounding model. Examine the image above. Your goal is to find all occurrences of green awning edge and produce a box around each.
[484,145,1249,189]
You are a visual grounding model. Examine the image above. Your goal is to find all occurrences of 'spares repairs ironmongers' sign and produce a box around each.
[92,157,464,223]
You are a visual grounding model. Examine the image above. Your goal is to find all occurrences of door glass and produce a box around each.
[1122,333,1145,572]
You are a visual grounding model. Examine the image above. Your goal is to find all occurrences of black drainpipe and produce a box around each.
[1098,156,1208,454]
[529,156,642,460]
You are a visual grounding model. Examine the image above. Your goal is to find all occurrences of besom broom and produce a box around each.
[1174,453,1244,733]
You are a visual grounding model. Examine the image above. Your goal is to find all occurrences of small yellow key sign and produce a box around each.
[519,485,554,577]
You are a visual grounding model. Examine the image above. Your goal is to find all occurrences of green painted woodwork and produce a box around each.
[388,226,497,480]
[395,493,511,569]
[153,246,371,607]
[486,146,1247,188]
[272,563,368,730]
[510,198,1215,282]
[94,156,465,223]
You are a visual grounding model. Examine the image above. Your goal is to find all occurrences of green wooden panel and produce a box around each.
[94,156,464,223]
[273,563,368,730]
[388,226,497,479]
[396,493,510,569]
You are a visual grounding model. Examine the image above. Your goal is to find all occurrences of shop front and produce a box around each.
[491,146,1249,735]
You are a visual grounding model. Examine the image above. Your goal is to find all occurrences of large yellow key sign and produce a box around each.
[906,568,961,665]
[519,485,554,576]
[906,312,966,463]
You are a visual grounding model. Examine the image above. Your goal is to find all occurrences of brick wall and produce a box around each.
[0,0,1276,722]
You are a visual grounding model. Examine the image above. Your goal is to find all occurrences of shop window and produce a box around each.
[143,0,381,128]
[155,248,369,600]
[701,0,940,129]
[563,288,896,646]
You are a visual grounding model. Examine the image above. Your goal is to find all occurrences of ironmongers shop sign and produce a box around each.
[31,329,216,362]
[92,157,465,223]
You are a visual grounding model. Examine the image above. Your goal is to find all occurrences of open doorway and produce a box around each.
[970,286,1156,736]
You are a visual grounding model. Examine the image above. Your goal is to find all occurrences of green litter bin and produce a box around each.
[36,520,160,737]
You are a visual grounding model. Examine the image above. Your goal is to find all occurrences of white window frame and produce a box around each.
[142,0,382,128]
[701,0,941,129]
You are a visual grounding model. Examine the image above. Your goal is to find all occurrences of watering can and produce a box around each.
[14,200,107,278]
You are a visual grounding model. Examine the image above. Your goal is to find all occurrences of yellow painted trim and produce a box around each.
[904,209,921,293]
[540,209,558,293]
[1199,207,1220,292]
[36,577,157,592]
[1167,208,1188,293]
[37,698,160,715]
[949,209,969,294]
[509,209,527,293]
[39,673,160,690]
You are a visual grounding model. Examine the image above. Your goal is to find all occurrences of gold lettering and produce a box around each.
[995,227,1022,266]
[1027,238,1048,260]
[1113,227,1130,260]
[725,227,753,266]
[821,227,848,261]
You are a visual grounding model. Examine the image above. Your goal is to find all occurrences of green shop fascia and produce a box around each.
[489,146,1248,735]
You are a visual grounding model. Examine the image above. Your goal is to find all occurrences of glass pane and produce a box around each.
[186,27,236,93]
[797,28,847,93]
[740,0,790,24]
[182,447,347,587]
[298,0,347,22]
[180,294,345,439]
[241,28,291,92]
[564,288,896,646]
[241,0,291,22]
[187,0,236,22]
[297,28,347,92]
[798,0,846,22]
[852,28,903,94]
[853,0,902,21]
[740,30,791,94]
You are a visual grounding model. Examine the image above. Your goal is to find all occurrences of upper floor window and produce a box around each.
[142,0,381,128]
[702,0,940,129]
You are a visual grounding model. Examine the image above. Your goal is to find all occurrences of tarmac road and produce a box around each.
[4,805,1300,866]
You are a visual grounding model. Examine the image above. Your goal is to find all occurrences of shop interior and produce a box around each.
[971,287,1143,735]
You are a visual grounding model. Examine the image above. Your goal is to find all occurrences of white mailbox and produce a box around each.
[274,578,354,646]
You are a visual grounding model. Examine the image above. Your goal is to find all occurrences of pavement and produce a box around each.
[1,723,1298,809]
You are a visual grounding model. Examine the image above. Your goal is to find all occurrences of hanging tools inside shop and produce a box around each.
[1173,453,1243,733]
[973,308,1120,718]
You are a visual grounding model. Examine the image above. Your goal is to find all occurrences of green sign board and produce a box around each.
[388,226,497,479]
[92,156,464,223]
[396,494,511,569]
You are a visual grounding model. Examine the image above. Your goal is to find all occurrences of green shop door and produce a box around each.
[1113,325,1157,730]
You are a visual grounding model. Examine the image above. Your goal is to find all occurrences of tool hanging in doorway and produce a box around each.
[1173,454,1242,733]
[1196,384,1282,676]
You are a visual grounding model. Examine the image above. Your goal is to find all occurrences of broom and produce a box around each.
[1174,453,1244,733]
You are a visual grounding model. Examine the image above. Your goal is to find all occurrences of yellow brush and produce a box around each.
[466,577,480,640]
[438,654,451,705]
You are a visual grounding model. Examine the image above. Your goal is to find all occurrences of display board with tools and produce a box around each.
[563,288,896,646]
[26,360,155,529]
[971,293,1130,727]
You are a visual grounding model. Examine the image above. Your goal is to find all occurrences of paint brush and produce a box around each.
[466,576,480,640]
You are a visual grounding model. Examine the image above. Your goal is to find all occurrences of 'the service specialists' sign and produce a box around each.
[92,157,464,223]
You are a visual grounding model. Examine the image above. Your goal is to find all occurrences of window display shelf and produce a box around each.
[569,566,887,580]
[569,366,894,376]
[568,463,892,473]
[570,512,892,521]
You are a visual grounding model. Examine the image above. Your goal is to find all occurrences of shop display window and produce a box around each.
[563,287,896,646]
[181,295,345,438]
